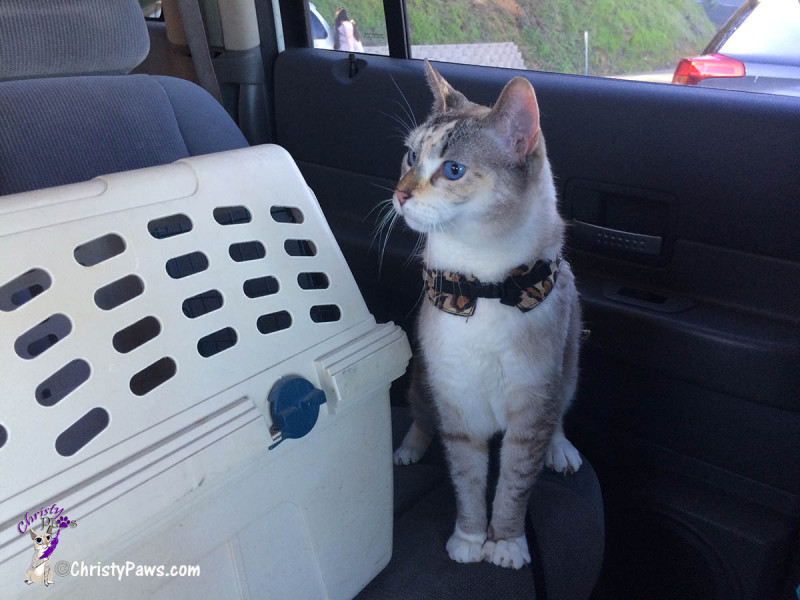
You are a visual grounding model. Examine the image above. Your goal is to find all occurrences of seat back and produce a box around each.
[0,0,247,196]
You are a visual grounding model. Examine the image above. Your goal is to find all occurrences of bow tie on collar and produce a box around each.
[423,257,562,317]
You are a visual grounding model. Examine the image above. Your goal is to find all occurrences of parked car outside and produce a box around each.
[673,0,800,96]
[309,2,333,50]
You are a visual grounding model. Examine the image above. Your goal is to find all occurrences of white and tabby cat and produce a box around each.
[392,62,583,569]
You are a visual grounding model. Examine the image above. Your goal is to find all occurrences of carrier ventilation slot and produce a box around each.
[148,214,193,239]
[55,407,109,456]
[284,239,316,257]
[130,357,176,396]
[214,206,252,225]
[198,327,237,357]
[243,276,279,298]
[310,305,341,323]
[166,252,209,279]
[229,241,266,262]
[297,272,329,290]
[113,317,161,353]
[270,206,304,224]
[74,233,126,267]
[36,359,91,406]
[183,290,223,319]
[257,311,292,334]
[0,268,51,311]
[94,275,144,310]
[15,314,72,359]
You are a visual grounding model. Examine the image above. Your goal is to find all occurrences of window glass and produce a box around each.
[307,1,389,54]
[716,0,800,60]
[402,0,799,96]
[297,0,800,97]
[139,0,162,19]
[405,0,720,79]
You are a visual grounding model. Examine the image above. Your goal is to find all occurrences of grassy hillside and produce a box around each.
[312,0,715,76]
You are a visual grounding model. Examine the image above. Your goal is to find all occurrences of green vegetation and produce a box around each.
[312,0,715,76]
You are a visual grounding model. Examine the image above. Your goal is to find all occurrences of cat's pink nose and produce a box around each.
[395,189,411,207]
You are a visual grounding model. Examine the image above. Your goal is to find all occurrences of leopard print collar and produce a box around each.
[423,257,561,317]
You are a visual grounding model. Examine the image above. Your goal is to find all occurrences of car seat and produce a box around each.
[0,0,247,197]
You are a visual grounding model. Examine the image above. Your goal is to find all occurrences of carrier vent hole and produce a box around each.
[270,206,304,224]
[15,314,72,359]
[94,275,144,310]
[74,233,126,267]
[257,311,292,334]
[284,239,316,257]
[148,214,193,239]
[214,206,252,225]
[113,316,161,353]
[130,357,176,396]
[55,407,109,457]
[310,305,341,323]
[229,241,266,262]
[297,272,329,290]
[0,268,51,311]
[244,276,279,298]
[36,359,91,406]
[166,252,209,279]
[198,327,237,357]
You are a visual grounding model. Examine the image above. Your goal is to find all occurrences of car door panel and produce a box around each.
[273,48,800,599]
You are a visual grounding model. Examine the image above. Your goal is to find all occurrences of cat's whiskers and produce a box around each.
[371,201,396,250]
[390,75,418,129]
[378,210,400,278]
[365,196,394,222]
[403,232,425,269]
[377,110,415,140]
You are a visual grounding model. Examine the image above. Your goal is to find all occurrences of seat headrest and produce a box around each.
[0,0,150,82]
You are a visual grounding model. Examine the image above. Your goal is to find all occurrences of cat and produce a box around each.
[391,61,583,569]
[25,527,54,585]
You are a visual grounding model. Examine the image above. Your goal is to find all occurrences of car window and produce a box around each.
[139,0,162,19]
[291,0,800,97]
[306,1,388,54]
[717,0,800,61]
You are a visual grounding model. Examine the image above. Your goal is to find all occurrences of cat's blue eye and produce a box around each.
[407,148,416,166]
[443,161,466,181]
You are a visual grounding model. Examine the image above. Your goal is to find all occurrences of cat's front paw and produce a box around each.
[392,444,424,466]
[481,535,531,569]
[446,525,486,564]
[545,433,582,474]
[392,421,432,466]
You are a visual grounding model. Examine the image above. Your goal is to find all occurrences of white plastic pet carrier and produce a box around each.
[0,145,410,599]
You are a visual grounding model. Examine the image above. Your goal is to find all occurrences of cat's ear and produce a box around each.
[29,529,37,540]
[487,77,540,163]
[425,60,468,114]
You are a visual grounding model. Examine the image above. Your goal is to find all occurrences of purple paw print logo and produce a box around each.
[56,517,70,529]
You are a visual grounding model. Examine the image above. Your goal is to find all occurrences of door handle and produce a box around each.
[572,220,663,257]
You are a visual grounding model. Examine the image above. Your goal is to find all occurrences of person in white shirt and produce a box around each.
[333,8,364,52]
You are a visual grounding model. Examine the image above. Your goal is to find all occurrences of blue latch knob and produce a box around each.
[268,377,327,450]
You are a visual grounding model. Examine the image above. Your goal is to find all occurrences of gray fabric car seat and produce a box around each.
[362,406,605,600]
[0,0,247,196]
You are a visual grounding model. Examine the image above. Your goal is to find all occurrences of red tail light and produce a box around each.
[672,53,746,86]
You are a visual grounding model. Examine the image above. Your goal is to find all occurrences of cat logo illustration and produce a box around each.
[23,516,76,586]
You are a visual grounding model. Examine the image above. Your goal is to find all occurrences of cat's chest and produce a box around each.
[421,293,561,383]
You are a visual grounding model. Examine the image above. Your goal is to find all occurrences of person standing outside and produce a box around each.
[333,8,364,52]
